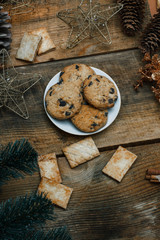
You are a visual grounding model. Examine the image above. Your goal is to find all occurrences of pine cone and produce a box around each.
[0,6,12,51]
[140,9,160,55]
[117,0,145,36]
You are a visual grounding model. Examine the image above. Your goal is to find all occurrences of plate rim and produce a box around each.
[43,66,121,136]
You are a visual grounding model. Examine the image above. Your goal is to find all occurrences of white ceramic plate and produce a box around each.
[44,67,121,136]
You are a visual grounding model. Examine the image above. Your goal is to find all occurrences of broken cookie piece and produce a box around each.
[16,32,41,62]
[38,177,73,209]
[102,146,137,182]
[38,153,62,183]
[62,137,100,168]
[31,27,56,55]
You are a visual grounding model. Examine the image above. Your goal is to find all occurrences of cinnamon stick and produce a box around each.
[146,168,160,175]
[145,174,151,179]
[145,169,160,183]
[146,174,160,180]
[150,179,160,183]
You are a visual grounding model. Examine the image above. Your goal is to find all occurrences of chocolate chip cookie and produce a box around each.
[45,81,83,120]
[59,63,95,89]
[71,102,108,132]
[83,75,118,109]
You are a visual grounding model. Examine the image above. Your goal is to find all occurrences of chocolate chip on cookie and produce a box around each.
[57,78,63,85]
[60,71,64,77]
[58,98,67,106]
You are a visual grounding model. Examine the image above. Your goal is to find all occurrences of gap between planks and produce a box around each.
[13,46,141,70]
[56,138,160,158]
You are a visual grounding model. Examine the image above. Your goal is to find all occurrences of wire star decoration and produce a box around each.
[57,0,123,48]
[0,49,41,119]
[1,0,35,16]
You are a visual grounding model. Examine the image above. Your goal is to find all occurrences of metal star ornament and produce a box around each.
[0,49,41,119]
[1,0,34,16]
[57,0,123,48]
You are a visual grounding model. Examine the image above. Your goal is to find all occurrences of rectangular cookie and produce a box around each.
[31,27,56,55]
[38,153,62,183]
[102,146,137,182]
[62,137,100,168]
[38,177,73,209]
[16,32,41,62]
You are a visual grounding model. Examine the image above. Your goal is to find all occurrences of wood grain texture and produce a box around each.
[1,143,160,239]
[4,0,151,67]
[1,49,160,155]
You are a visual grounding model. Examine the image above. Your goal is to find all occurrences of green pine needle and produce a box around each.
[23,227,72,240]
[0,192,55,239]
[0,139,72,240]
[0,139,38,185]
[51,227,72,240]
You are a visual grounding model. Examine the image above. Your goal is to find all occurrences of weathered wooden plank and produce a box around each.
[1,143,160,239]
[4,0,151,67]
[1,49,160,155]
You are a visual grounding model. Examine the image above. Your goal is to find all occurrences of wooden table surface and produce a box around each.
[1,1,160,239]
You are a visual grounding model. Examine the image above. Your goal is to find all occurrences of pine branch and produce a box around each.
[23,227,72,240]
[0,192,72,240]
[0,192,55,239]
[0,139,38,185]
[51,227,72,240]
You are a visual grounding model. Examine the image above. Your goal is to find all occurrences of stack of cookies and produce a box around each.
[45,63,118,133]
